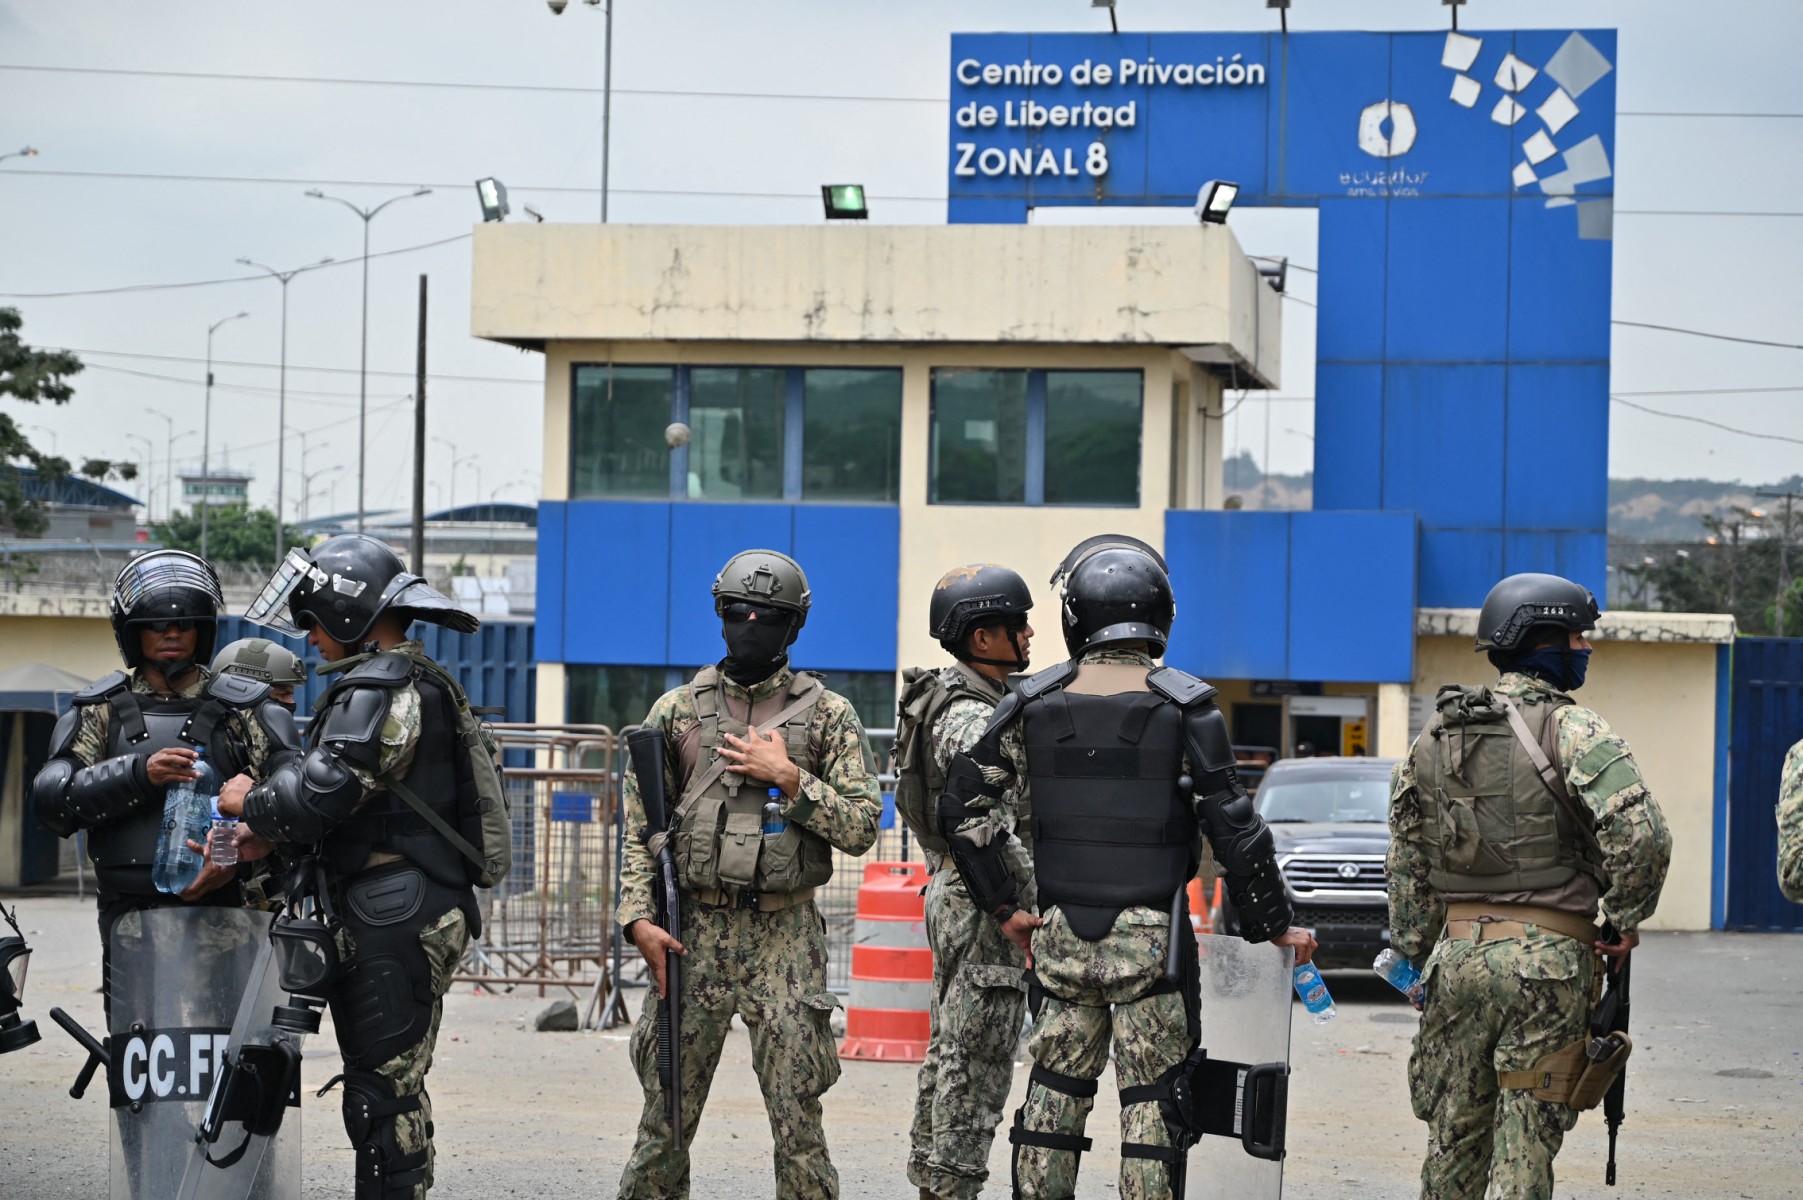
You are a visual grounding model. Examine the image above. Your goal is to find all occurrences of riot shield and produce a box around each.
[105,906,300,1200]
[1190,931,1293,1200]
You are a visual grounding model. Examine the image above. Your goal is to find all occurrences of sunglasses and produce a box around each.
[141,619,201,634]
[722,601,786,625]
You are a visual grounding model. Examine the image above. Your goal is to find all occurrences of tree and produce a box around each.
[1,306,136,535]
[152,504,302,567]
[1630,505,1803,635]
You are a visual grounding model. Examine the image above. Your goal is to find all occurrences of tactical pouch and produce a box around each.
[1568,1032,1633,1110]
[715,810,763,889]
[1497,1032,1631,1109]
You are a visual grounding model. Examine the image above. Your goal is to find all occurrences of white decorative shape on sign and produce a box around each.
[1512,161,1539,188]
[1537,88,1580,135]
[1442,31,1482,71]
[1546,196,1577,209]
[1449,74,1481,108]
[1577,198,1614,240]
[1522,130,1558,165]
[1491,95,1526,126]
[1357,100,1418,158]
[1539,169,1576,197]
[1561,134,1613,185]
[1544,32,1613,98]
[1494,53,1539,93]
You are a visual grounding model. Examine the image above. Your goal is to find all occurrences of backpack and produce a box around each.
[892,667,996,855]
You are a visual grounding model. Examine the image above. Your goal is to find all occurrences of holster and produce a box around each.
[1497,1031,1632,1110]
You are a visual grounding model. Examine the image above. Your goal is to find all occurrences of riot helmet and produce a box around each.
[110,549,224,677]
[211,637,308,687]
[245,534,478,646]
[1051,534,1175,659]
[929,563,1033,670]
[1475,573,1599,652]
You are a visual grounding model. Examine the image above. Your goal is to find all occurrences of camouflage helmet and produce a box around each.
[210,637,307,687]
[711,549,810,627]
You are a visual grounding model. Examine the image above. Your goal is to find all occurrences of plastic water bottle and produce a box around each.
[153,747,218,894]
[761,788,787,838]
[1372,948,1425,1006]
[208,800,240,869]
[1292,961,1337,1025]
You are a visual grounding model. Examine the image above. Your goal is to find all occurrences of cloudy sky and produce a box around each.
[2,0,1798,522]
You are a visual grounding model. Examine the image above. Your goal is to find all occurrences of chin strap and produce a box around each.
[956,628,1029,673]
[159,657,199,687]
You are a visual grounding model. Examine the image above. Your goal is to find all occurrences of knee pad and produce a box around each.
[339,1069,429,1199]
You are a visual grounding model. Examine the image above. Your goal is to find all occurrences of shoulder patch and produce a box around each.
[1146,666,1216,708]
[1017,660,1076,699]
[72,670,130,705]
[206,671,271,707]
[344,651,415,688]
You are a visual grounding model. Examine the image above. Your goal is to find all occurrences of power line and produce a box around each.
[83,360,411,404]
[1611,396,1803,445]
[0,233,472,299]
[1613,320,1803,351]
[62,345,538,387]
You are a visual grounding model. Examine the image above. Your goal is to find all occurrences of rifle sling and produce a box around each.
[1497,694,1609,871]
[383,776,486,871]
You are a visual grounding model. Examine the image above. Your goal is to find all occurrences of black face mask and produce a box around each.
[722,616,793,685]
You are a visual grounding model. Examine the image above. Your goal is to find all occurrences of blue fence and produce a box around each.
[1722,637,1803,931]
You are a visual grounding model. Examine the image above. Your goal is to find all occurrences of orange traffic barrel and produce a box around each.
[838,861,932,1063]
[1186,877,1208,935]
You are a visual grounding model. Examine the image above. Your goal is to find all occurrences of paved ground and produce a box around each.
[6,894,1800,1198]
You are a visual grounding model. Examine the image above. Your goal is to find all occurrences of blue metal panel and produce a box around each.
[1382,365,1506,529]
[563,501,671,666]
[536,500,566,663]
[1288,512,1417,683]
[1164,511,1290,679]
[1417,529,1502,609]
[1144,32,1274,199]
[1724,637,1803,930]
[1263,33,1392,199]
[1385,199,1511,363]
[1501,530,1606,599]
[1507,197,1614,361]
[1312,363,1384,509]
[1712,641,1732,930]
[791,506,901,673]
[1314,201,1388,363]
[666,503,794,667]
[1504,365,1610,530]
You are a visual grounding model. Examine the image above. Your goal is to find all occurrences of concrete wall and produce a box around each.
[1414,633,1720,932]
[0,601,119,684]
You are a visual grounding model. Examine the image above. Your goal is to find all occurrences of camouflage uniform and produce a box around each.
[1778,738,1803,904]
[946,648,1195,1200]
[65,666,285,780]
[319,640,468,1199]
[1388,671,1672,1200]
[616,664,881,1200]
[907,667,1032,1200]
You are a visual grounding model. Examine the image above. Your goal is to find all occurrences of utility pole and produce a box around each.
[201,311,250,560]
[412,275,428,574]
[238,256,332,562]
[1759,489,1801,637]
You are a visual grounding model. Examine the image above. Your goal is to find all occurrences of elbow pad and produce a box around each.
[1198,785,1292,941]
[937,757,1019,918]
[32,759,80,838]
[60,754,154,831]
[244,748,365,845]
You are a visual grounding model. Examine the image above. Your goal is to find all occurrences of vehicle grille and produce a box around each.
[1281,854,1387,894]
[1293,903,1388,930]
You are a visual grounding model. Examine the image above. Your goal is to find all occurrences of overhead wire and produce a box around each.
[59,345,539,387]
[1610,397,1803,446]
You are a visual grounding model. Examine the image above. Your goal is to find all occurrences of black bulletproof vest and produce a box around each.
[325,670,468,888]
[1023,683,1197,941]
[90,687,250,894]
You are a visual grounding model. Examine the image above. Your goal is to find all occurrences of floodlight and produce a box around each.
[1195,180,1239,224]
[822,184,869,221]
[476,177,511,223]
[1091,0,1115,6]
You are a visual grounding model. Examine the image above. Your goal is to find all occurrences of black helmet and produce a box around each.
[1475,572,1599,653]
[245,534,478,645]
[110,549,224,671]
[930,563,1032,669]
[1051,534,1175,659]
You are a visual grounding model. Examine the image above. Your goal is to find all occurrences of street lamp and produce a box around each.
[305,186,431,532]
[301,464,343,526]
[126,434,155,520]
[239,255,334,563]
[0,146,38,166]
[431,437,461,508]
[148,410,195,522]
[546,0,614,222]
[201,311,252,560]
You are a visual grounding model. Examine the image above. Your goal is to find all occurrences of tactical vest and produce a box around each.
[1021,665,1198,940]
[1416,684,1609,895]
[892,665,1000,856]
[671,665,834,896]
[318,650,471,890]
[79,671,255,893]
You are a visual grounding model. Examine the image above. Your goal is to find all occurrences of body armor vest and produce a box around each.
[1022,670,1197,940]
[671,665,833,895]
[83,674,252,893]
[322,659,469,888]
[892,665,999,857]
[1416,685,1608,895]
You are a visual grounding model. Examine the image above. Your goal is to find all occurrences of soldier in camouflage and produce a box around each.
[1778,737,1803,903]
[32,549,300,1014]
[226,534,489,1199]
[1388,572,1672,1200]
[617,549,882,1200]
[938,536,1312,1200]
[900,564,1036,1200]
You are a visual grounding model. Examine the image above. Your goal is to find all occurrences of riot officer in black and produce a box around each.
[222,534,492,1200]
[32,550,300,1012]
[937,535,1316,1200]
